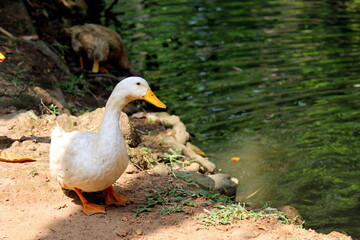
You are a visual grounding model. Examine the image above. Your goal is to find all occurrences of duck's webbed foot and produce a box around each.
[74,187,106,215]
[104,186,132,206]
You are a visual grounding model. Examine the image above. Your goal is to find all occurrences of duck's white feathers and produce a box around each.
[49,77,153,193]
[50,125,128,192]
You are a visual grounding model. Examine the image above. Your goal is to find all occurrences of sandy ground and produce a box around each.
[0,110,353,240]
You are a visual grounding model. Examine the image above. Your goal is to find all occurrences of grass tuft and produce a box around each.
[197,203,292,226]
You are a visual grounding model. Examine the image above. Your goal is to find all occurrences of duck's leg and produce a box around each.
[79,56,84,69]
[104,186,132,206]
[92,59,100,73]
[73,187,106,215]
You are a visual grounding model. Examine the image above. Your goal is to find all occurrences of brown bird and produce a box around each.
[64,23,138,75]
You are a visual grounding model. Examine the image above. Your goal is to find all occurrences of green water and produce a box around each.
[102,0,360,237]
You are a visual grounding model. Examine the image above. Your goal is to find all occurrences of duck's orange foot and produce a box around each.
[99,66,110,73]
[73,187,106,216]
[83,203,106,215]
[104,186,132,206]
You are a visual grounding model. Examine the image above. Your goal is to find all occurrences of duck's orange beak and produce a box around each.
[143,89,166,109]
[0,52,5,62]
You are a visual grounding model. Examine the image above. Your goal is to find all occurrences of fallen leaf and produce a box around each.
[0,151,40,163]
[231,157,240,162]
[0,52,5,62]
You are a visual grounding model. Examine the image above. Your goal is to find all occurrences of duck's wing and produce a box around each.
[49,130,96,183]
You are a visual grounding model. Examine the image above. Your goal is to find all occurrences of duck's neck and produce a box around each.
[97,90,129,137]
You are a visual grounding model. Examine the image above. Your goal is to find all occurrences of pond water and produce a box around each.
[102,0,360,238]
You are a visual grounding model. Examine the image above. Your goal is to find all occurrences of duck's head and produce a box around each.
[112,77,166,109]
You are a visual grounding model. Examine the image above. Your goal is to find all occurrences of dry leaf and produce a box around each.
[0,151,39,163]
[0,52,5,62]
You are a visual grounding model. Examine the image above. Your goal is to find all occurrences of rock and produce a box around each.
[163,136,216,173]
[152,163,171,176]
[159,115,181,126]
[186,142,205,155]
[135,229,143,235]
[119,112,141,147]
[182,162,201,172]
[116,228,132,237]
[46,86,67,108]
[145,113,160,123]
[277,205,304,225]
[208,173,237,197]
[155,112,171,118]
[231,177,239,185]
[125,164,138,174]
[327,231,352,240]
[181,145,198,159]
[194,158,216,174]
[163,135,177,145]
[28,86,65,110]
[174,171,215,190]
[128,147,150,170]
[172,122,190,145]
[131,112,146,118]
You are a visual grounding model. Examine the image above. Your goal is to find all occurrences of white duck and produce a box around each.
[50,77,166,215]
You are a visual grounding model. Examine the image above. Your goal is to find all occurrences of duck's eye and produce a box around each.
[136,82,140,86]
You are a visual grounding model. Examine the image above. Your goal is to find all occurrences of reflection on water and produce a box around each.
[103,0,360,238]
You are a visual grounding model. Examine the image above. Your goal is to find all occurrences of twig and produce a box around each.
[40,98,54,115]
[0,27,15,39]
[245,186,264,200]
[87,88,101,102]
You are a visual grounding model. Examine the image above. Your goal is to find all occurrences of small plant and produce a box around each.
[40,100,61,116]
[133,187,235,217]
[49,104,61,115]
[56,74,88,96]
[140,147,155,164]
[197,203,292,226]
[51,42,70,56]
[163,148,190,167]
[147,118,155,123]
[133,187,196,217]
[198,189,233,204]
[140,147,150,155]
[65,104,79,115]
[106,86,114,91]
[160,203,184,215]
[12,63,28,86]
[29,168,38,177]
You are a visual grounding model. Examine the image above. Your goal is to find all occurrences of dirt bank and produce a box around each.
[0,1,353,239]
